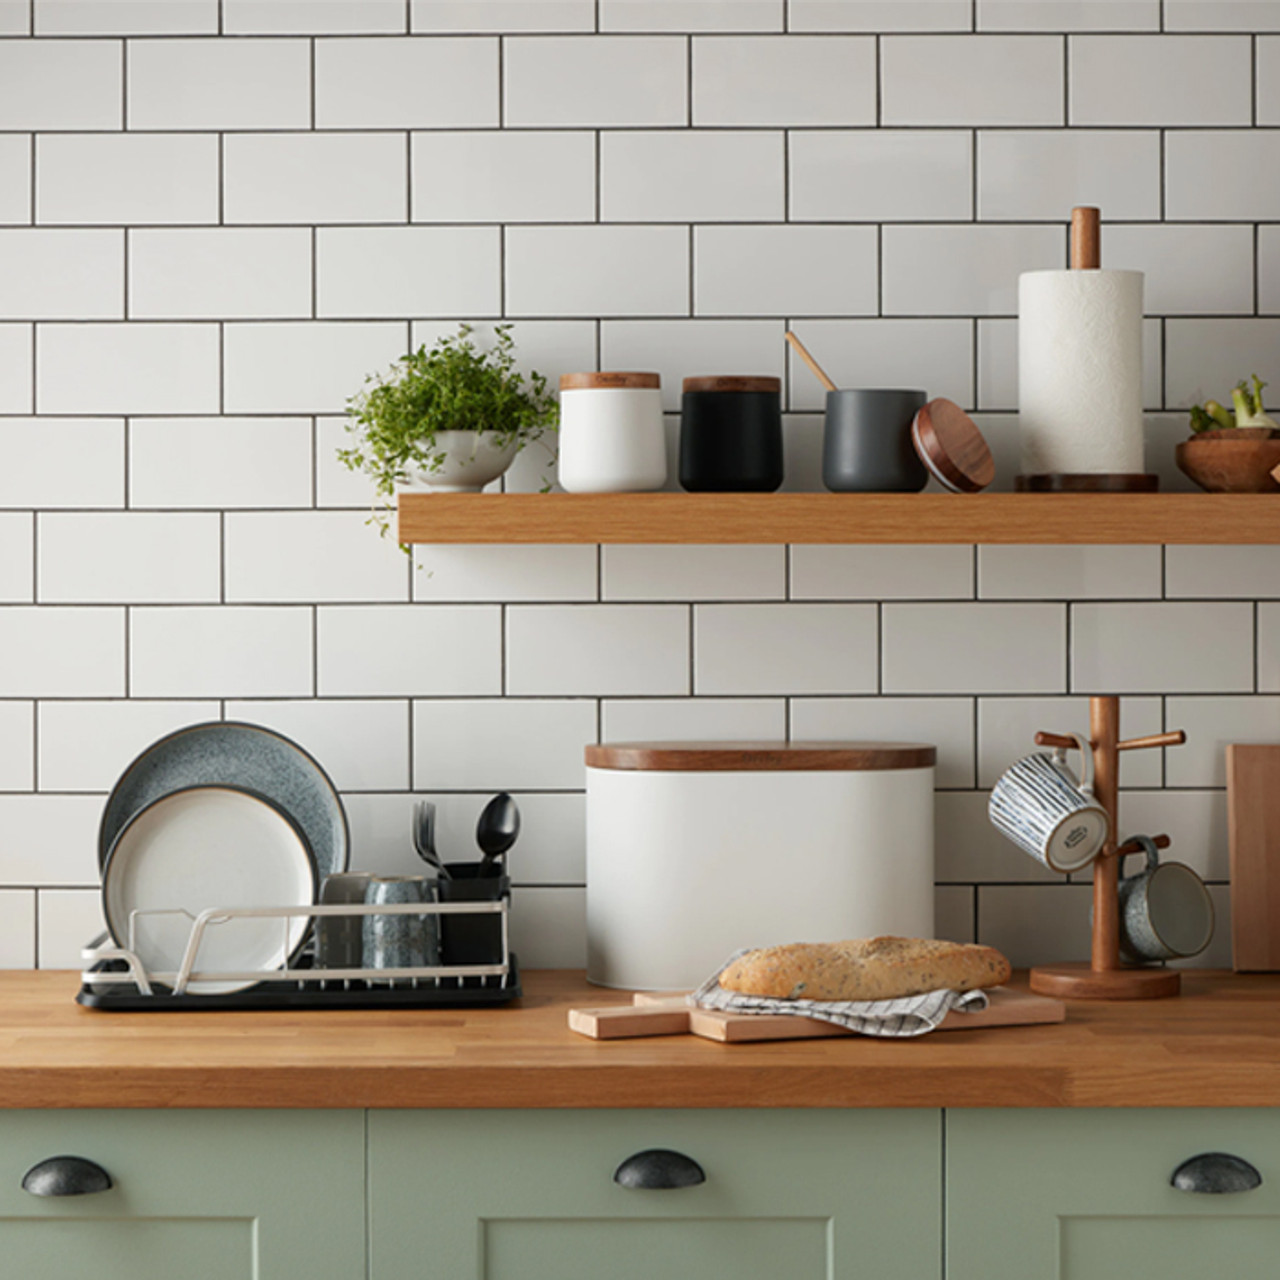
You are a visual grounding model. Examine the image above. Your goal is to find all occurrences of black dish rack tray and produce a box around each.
[77,952,522,1011]
[76,899,522,1011]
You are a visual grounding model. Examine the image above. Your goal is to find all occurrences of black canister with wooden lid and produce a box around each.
[678,376,784,492]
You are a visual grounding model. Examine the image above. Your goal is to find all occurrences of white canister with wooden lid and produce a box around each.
[585,740,937,991]
[557,372,667,493]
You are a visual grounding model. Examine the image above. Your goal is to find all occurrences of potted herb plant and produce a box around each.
[1178,374,1280,493]
[339,324,558,525]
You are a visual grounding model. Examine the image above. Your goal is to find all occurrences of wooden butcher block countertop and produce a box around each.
[1,970,1278,1110]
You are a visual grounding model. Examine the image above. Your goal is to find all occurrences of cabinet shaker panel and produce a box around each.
[370,1108,941,1280]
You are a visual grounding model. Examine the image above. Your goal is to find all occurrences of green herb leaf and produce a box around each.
[338,324,560,542]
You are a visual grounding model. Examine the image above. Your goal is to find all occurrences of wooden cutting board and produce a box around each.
[568,986,1065,1043]
[1227,743,1280,970]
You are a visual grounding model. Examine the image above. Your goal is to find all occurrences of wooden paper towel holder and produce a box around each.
[1015,206,1159,494]
[1028,695,1187,1000]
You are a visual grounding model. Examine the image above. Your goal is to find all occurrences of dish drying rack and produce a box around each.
[77,899,521,1011]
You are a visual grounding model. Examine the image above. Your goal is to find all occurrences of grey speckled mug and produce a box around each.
[362,875,439,979]
[1117,835,1214,964]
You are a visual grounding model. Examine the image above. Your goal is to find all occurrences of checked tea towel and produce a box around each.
[693,949,989,1038]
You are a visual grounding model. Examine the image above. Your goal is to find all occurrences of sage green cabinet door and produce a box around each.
[369,1108,941,1280]
[948,1109,1280,1280]
[0,1110,364,1280]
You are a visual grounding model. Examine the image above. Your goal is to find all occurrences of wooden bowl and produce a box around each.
[1176,430,1280,493]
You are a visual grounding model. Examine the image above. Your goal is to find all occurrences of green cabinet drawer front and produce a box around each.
[369,1108,941,1280]
[948,1109,1280,1280]
[0,1110,365,1280]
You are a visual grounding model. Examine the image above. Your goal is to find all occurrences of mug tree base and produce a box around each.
[1029,962,1181,1000]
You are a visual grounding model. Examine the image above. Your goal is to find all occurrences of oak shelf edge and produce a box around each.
[397,492,1280,546]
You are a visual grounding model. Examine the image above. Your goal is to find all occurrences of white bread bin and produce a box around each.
[585,740,936,990]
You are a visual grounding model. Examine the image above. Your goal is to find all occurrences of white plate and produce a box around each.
[102,785,317,995]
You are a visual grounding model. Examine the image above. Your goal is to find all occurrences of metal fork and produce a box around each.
[412,800,449,879]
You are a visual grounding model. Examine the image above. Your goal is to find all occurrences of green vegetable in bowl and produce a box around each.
[1231,374,1279,429]
[1188,374,1278,432]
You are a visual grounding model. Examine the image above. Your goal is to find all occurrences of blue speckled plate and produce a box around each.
[98,722,350,883]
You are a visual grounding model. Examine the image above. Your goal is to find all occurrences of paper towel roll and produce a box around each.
[1018,269,1145,475]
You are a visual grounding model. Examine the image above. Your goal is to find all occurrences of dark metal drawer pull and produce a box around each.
[22,1156,113,1197]
[614,1148,706,1190]
[1171,1152,1262,1195]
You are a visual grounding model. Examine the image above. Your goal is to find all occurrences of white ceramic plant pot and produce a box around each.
[406,431,519,493]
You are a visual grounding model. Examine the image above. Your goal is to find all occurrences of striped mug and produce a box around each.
[988,732,1109,874]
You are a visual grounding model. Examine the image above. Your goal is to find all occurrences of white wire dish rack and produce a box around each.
[77,898,521,1010]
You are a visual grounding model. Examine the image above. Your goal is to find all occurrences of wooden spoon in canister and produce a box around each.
[785,331,837,393]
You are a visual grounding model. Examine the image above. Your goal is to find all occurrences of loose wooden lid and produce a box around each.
[682,376,781,395]
[585,740,937,772]
[560,372,661,391]
[911,398,995,493]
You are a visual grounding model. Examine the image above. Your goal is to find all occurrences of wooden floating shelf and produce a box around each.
[398,492,1280,546]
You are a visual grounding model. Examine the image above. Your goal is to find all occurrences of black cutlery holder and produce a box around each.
[438,865,511,966]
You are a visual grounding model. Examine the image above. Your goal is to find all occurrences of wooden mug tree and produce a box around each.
[1029,695,1187,1000]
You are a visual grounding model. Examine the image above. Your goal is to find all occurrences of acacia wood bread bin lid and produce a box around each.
[584,741,937,771]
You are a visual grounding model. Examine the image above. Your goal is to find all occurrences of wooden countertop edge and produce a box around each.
[6,1065,1280,1111]
[10,1074,1280,1110]
[0,1066,1074,1109]
[0,970,1277,1109]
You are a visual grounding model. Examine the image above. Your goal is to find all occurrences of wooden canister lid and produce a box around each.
[560,372,661,391]
[911,398,994,493]
[682,376,781,395]
[585,740,936,772]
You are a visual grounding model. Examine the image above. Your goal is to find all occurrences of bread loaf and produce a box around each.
[719,936,1012,1002]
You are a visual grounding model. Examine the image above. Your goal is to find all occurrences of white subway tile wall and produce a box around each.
[0,2,1275,970]
[34,1,218,37]
[36,134,220,225]
[0,135,31,224]
[978,2,1161,32]
[690,35,876,125]
[0,229,124,320]
[129,228,313,320]
[1069,35,1252,126]
[0,515,32,603]
[977,545,1163,600]
[127,38,312,131]
[38,511,222,603]
[312,37,499,129]
[0,0,27,35]
[37,323,220,414]
[976,130,1162,222]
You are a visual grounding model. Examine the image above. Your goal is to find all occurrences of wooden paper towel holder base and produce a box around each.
[1016,473,1159,493]
[1028,695,1187,1001]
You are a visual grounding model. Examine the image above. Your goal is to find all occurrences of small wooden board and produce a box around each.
[1227,743,1280,971]
[568,986,1065,1043]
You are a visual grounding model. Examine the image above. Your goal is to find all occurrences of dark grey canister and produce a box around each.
[822,389,929,492]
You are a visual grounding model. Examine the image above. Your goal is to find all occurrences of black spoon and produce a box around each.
[475,793,519,875]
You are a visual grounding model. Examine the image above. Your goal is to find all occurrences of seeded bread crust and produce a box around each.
[719,936,1013,1002]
